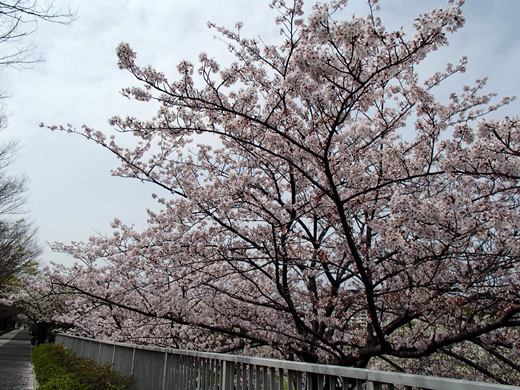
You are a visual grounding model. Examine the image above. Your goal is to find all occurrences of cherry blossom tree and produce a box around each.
[42,0,520,383]
[2,272,68,343]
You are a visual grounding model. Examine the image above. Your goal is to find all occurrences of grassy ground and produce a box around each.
[31,343,134,390]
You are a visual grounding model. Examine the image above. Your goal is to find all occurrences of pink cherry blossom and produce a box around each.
[29,0,520,384]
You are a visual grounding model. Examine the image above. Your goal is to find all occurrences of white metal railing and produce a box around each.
[56,334,520,390]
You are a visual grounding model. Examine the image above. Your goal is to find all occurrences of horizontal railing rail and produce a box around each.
[56,333,520,390]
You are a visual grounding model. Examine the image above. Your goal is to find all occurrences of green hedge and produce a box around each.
[31,343,134,390]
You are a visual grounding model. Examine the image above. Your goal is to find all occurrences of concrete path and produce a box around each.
[0,328,37,389]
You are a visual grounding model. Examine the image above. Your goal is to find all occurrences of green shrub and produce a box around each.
[39,373,85,390]
[31,343,134,390]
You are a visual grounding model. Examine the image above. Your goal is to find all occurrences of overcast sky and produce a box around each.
[2,0,520,266]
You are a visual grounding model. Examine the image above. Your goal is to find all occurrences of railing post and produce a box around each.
[162,352,168,390]
[130,347,136,376]
[221,360,234,390]
[366,381,383,390]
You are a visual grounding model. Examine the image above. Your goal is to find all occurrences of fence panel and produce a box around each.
[112,344,135,377]
[55,334,520,390]
[97,342,114,366]
[131,348,165,389]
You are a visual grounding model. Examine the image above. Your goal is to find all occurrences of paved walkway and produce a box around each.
[0,328,37,389]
